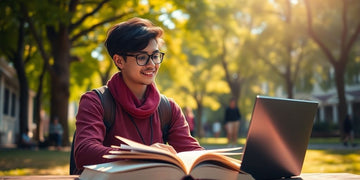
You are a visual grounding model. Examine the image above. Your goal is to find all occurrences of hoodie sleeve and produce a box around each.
[74,91,117,170]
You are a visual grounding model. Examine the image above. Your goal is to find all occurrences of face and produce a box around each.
[230,100,236,108]
[114,39,160,88]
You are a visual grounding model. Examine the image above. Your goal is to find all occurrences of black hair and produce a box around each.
[104,17,164,58]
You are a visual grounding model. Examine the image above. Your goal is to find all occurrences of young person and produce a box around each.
[224,98,242,147]
[74,17,204,173]
[184,106,195,136]
[49,117,63,150]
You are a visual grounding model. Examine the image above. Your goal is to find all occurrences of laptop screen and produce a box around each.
[240,96,318,179]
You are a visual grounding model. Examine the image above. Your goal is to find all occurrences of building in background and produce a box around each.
[0,58,36,147]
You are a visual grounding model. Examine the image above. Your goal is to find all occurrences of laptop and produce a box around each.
[240,95,318,179]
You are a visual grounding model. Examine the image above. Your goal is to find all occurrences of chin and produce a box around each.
[142,80,155,86]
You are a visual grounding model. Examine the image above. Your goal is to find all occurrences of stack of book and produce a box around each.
[80,136,253,180]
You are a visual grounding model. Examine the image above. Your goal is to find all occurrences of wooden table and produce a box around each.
[295,173,360,180]
[1,173,359,179]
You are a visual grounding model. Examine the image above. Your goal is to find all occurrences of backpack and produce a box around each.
[69,86,172,175]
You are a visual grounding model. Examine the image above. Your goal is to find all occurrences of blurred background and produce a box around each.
[0,0,359,149]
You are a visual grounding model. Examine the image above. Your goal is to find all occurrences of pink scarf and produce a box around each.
[107,73,160,119]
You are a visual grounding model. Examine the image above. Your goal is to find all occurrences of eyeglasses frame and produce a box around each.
[121,51,165,66]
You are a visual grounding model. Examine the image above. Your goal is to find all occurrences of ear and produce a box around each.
[113,54,125,69]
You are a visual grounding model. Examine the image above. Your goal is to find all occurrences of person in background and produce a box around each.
[21,128,38,150]
[343,114,356,147]
[74,17,203,174]
[213,121,221,138]
[49,117,63,150]
[184,107,195,136]
[224,98,242,147]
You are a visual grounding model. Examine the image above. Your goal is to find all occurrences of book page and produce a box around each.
[115,136,173,156]
[81,160,186,180]
[84,160,165,173]
[114,136,187,171]
[113,136,242,174]
[104,152,183,169]
[177,151,241,174]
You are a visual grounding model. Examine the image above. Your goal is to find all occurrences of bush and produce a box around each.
[312,121,340,137]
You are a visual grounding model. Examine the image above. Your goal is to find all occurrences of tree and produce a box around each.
[194,0,260,105]
[23,0,137,146]
[304,0,360,137]
[157,16,230,137]
[0,1,33,145]
[251,0,318,99]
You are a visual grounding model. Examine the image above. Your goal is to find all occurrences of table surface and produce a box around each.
[1,173,359,180]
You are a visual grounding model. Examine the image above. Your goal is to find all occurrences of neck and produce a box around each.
[123,78,147,100]
[131,85,147,100]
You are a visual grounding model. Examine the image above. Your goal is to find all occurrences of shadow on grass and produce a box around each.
[0,148,70,175]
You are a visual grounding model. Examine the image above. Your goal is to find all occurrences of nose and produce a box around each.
[145,56,156,66]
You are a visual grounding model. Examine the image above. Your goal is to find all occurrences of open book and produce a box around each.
[79,136,254,180]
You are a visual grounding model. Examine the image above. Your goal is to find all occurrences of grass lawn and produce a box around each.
[302,149,360,174]
[0,138,359,176]
[0,148,69,176]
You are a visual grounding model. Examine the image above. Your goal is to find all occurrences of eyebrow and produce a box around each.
[137,50,160,54]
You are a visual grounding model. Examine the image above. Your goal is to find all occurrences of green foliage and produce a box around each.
[1,0,359,136]
[313,121,339,132]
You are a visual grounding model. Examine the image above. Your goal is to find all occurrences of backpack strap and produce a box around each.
[69,132,77,175]
[93,86,116,133]
[158,94,172,143]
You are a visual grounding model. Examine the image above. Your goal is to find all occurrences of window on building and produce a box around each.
[3,88,9,115]
[11,92,16,117]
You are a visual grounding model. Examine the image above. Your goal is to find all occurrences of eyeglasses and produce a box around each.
[123,51,165,66]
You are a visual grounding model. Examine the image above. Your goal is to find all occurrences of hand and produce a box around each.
[150,143,177,155]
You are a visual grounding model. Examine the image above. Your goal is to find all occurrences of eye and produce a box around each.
[152,53,160,59]
[137,54,148,61]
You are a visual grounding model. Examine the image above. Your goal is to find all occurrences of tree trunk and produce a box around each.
[334,65,347,139]
[13,57,29,146]
[285,75,293,99]
[195,99,203,138]
[304,0,359,138]
[11,18,29,147]
[34,63,47,141]
[48,26,71,146]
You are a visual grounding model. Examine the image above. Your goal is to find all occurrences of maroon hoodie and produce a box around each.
[74,72,203,170]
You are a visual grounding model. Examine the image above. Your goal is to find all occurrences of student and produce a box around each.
[213,121,221,138]
[74,17,204,173]
[224,98,242,147]
[343,114,356,147]
[49,117,63,150]
[184,106,195,136]
[21,128,38,149]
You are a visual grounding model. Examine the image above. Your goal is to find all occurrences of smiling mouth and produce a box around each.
[141,71,155,76]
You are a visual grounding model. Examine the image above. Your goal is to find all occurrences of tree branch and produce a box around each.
[70,11,133,42]
[345,22,360,58]
[24,44,33,64]
[69,0,110,31]
[219,29,233,88]
[69,0,80,13]
[21,3,51,71]
[340,0,348,60]
[293,42,305,82]
[252,47,283,77]
[304,0,337,65]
